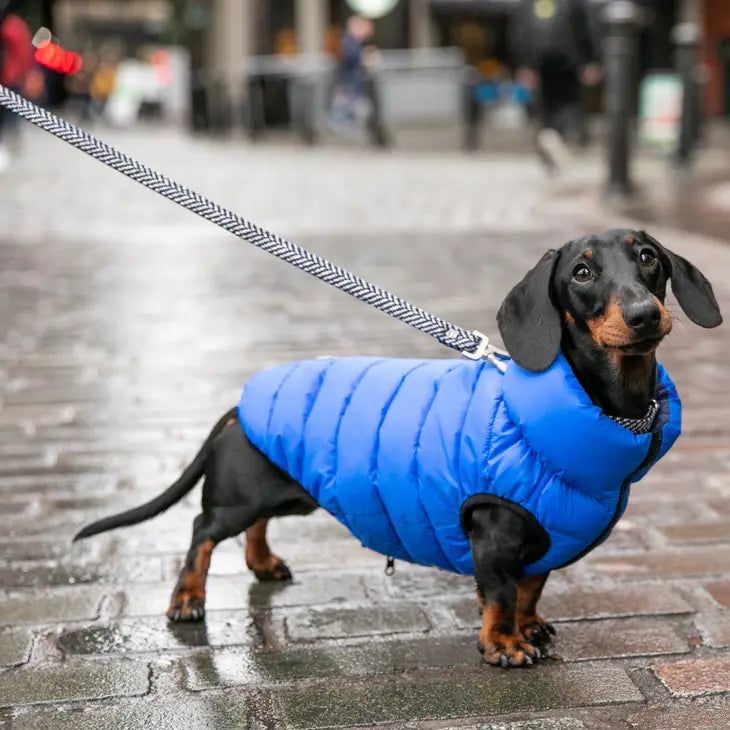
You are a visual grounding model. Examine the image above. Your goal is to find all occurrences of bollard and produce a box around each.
[603,1,642,198]
[243,76,265,140]
[673,22,702,167]
[290,76,317,145]
[190,75,210,132]
[462,66,481,152]
[208,76,233,134]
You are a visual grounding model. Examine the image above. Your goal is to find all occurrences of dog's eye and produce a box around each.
[572,264,592,283]
[639,248,657,266]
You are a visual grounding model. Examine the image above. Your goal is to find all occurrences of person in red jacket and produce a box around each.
[0,5,32,167]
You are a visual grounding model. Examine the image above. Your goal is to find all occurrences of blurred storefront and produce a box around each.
[31,0,729,121]
[53,0,171,52]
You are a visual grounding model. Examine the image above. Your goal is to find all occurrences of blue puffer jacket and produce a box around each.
[237,354,681,575]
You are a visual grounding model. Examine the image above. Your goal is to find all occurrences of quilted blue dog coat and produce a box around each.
[237,354,681,575]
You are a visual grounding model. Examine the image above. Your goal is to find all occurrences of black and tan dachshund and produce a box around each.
[75,229,722,667]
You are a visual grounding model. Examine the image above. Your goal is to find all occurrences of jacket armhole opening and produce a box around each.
[460,493,551,567]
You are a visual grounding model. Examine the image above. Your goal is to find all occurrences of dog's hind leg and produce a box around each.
[245,518,292,581]
[167,509,230,622]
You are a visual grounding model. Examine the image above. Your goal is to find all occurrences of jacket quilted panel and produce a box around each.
[238,354,681,575]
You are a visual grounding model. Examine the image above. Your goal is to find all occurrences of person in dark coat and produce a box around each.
[329,14,388,146]
[0,2,32,170]
[510,0,602,169]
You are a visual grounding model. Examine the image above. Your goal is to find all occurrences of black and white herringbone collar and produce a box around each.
[606,399,659,435]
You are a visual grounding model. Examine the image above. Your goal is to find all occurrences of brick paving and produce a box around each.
[0,123,729,729]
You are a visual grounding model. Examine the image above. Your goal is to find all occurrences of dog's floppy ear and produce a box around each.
[641,231,723,328]
[497,249,561,372]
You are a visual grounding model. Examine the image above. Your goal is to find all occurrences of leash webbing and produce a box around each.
[0,84,507,366]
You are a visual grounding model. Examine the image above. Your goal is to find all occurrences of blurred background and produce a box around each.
[1,0,728,166]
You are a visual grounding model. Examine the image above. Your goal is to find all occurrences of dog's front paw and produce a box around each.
[478,628,540,668]
[167,592,206,622]
[519,615,556,649]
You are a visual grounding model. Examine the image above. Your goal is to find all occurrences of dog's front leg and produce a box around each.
[516,573,555,649]
[468,505,540,668]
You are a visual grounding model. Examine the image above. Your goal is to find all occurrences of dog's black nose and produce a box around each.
[624,300,661,333]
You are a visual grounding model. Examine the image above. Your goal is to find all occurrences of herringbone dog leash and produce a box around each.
[0,84,508,370]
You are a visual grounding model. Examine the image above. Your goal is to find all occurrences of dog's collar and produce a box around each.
[606,399,659,435]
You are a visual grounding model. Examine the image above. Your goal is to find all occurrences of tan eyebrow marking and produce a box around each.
[583,249,593,259]
[626,236,634,245]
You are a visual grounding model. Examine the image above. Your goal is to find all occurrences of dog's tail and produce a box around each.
[73,407,238,541]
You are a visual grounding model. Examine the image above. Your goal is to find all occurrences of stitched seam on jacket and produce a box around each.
[453,361,486,490]
[370,361,430,561]
[482,390,503,482]
[265,361,305,445]
[414,363,464,572]
[329,359,384,529]
[499,394,605,506]
[298,358,337,480]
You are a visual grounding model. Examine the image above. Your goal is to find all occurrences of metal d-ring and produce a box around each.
[461,330,492,360]
[462,330,508,372]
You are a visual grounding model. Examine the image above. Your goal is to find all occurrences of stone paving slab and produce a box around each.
[624,696,730,730]
[271,666,644,728]
[55,611,261,656]
[181,636,480,690]
[5,694,258,730]
[652,656,730,697]
[0,659,150,708]
[0,586,104,626]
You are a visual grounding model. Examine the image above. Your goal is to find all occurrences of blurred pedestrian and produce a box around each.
[329,14,388,147]
[0,0,32,170]
[89,51,117,117]
[510,0,602,172]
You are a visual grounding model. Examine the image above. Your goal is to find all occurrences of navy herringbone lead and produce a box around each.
[0,84,498,360]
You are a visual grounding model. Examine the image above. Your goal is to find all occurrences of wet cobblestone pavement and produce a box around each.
[0,125,729,729]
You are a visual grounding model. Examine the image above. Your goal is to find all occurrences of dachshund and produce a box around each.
[74,229,722,668]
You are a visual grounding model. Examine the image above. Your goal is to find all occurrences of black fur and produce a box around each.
[497,250,561,372]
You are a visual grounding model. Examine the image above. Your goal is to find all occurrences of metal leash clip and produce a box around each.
[461,330,509,373]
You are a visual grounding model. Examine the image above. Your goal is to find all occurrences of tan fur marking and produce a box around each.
[565,311,575,326]
[479,600,537,664]
[184,540,214,598]
[587,296,634,347]
[515,574,551,639]
[583,249,593,259]
[167,540,214,616]
[626,236,634,245]
[245,518,286,576]
[589,295,672,350]
[515,574,546,624]
[654,294,673,337]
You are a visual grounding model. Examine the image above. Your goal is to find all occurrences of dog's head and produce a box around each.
[498,229,722,372]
